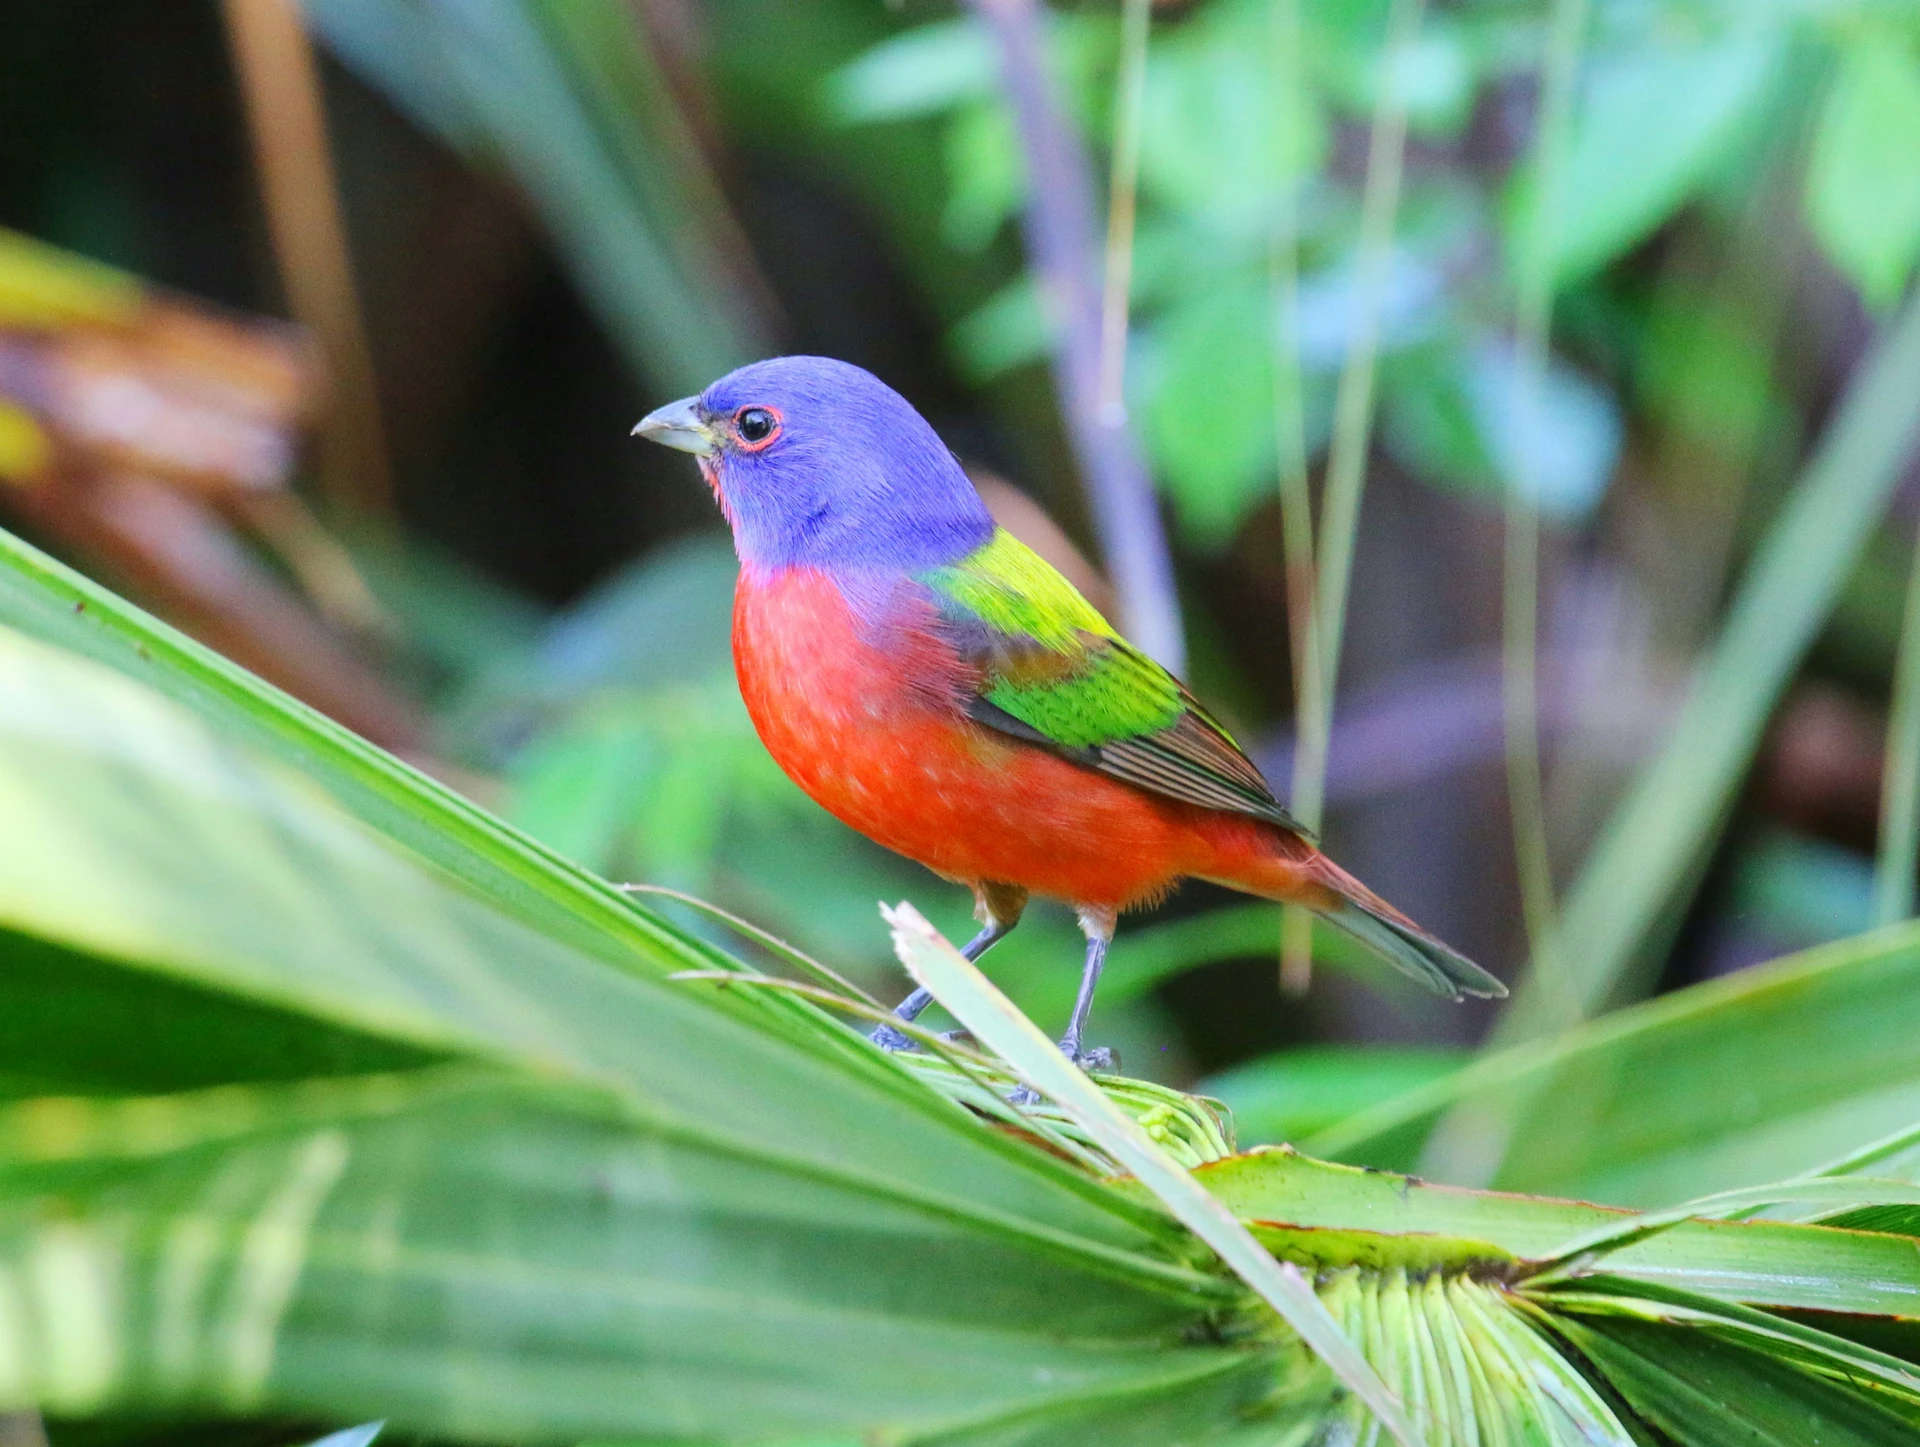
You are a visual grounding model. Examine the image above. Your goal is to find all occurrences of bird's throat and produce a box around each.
[699,456,736,531]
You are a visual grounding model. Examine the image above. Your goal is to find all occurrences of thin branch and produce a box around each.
[1504,0,1590,1023]
[223,0,393,517]
[1289,0,1424,948]
[1306,0,1425,694]
[1095,0,1152,426]
[969,0,1185,675]
[1270,0,1323,993]
[1876,516,1920,924]
[1495,283,1920,1040]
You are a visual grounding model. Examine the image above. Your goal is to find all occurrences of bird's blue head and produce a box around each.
[634,356,994,573]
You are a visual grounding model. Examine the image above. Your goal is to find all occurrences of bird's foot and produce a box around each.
[870,1023,971,1053]
[868,1021,918,1053]
[1006,1042,1116,1105]
[869,987,936,1053]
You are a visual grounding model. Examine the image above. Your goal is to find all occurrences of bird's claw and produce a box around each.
[1005,1042,1116,1106]
[869,1022,971,1053]
[868,1022,917,1053]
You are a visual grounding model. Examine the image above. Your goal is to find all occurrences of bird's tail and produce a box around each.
[1320,890,1507,1000]
[1200,824,1507,1000]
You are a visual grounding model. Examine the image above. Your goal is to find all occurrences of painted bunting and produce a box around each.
[637,357,1503,1072]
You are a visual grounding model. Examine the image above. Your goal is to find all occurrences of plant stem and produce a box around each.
[1096,0,1152,426]
[1497,285,1920,1041]
[1504,0,1590,1024]
[223,0,393,517]
[1875,520,1920,925]
[1270,0,1323,993]
[1290,0,1424,966]
[969,0,1185,675]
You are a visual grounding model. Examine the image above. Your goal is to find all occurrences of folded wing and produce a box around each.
[921,530,1309,836]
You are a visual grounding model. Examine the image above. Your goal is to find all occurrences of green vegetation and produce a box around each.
[0,520,1915,1441]
[4,0,1920,1440]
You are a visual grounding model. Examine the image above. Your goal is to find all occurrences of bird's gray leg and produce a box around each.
[865,927,995,1050]
[1009,906,1117,1104]
[870,884,1026,1052]
[1058,912,1114,1067]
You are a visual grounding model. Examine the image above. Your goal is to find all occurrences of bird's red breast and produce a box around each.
[732,564,1337,913]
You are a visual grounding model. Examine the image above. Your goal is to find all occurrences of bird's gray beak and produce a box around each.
[632,396,717,456]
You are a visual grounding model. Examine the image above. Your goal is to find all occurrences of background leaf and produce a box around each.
[1553,1314,1920,1445]
[1313,923,1920,1207]
[1495,286,1920,1042]
[1519,25,1780,288]
[1204,1046,1466,1147]
[302,0,764,391]
[0,1071,1258,1443]
[1805,34,1920,309]
[0,525,1223,1327]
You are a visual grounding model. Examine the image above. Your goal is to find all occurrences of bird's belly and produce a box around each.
[733,567,1197,908]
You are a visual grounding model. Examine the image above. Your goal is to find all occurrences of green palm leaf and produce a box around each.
[1309,922,1920,1206]
[0,1070,1274,1442]
[4,520,1920,1445]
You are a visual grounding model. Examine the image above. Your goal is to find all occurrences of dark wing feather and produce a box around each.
[962,644,1312,838]
[920,529,1311,837]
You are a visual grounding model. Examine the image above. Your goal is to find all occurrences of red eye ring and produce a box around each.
[733,405,783,452]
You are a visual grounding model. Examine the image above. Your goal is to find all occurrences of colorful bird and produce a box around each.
[637,357,1503,1074]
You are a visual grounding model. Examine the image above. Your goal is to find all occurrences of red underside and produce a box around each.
[733,565,1339,915]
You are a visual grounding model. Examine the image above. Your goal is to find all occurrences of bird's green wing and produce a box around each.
[921,529,1305,832]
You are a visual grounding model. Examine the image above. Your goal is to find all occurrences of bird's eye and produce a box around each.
[734,406,780,448]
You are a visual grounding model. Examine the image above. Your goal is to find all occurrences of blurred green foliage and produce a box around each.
[304,0,768,389]
[819,0,1920,551]
[7,0,1920,1436]
[285,0,1920,1092]
[1807,23,1920,308]
[9,0,1920,1224]
[2,518,1920,1443]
